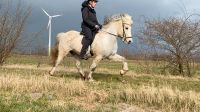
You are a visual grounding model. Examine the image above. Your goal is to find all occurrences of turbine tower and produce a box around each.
[42,8,62,56]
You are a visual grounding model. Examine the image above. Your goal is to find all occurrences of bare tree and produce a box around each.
[0,0,31,65]
[139,15,200,76]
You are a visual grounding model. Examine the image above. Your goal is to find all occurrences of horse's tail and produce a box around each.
[51,41,59,66]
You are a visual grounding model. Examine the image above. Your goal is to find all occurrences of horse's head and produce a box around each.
[103,14,133,44]
[117,14,133,44]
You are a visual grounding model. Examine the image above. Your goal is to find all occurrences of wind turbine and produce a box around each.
[42,8,62,56]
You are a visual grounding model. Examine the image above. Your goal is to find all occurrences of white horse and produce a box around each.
[50,14,133,81]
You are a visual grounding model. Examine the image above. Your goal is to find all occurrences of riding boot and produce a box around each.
[80,38,91,60]
[79,55,89,60]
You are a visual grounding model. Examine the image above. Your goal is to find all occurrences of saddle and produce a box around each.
[72,31,94,57]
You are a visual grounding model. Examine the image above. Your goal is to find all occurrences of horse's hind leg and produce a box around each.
[87,55,103,81]
[50,48,70,76]
[108,54,129,76]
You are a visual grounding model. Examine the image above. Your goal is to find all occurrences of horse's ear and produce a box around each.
[120,14,125,17]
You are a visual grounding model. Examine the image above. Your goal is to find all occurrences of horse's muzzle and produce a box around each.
[128,40,132,44]
[126,37,132,44]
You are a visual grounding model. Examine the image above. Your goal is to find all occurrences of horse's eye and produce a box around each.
[125,27,129,30]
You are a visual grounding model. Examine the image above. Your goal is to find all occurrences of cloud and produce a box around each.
[22,0,200,34]
[17,0,200,51]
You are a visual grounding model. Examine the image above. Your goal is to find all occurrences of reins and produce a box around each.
[100,15,132,42]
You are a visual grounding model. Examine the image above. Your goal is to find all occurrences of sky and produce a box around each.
[23,0,200,30]
[3,0,200,53]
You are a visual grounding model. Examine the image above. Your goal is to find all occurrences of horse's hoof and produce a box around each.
[120,70,128,76]
[80,76,86,81]
[87,77,95,82]
[88,79,95,82]
[49,71,54,76]
[120,70,125,76]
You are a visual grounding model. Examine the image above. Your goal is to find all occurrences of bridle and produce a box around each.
[101,16,132,42]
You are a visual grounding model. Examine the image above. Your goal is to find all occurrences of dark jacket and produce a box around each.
[81,1,100,30]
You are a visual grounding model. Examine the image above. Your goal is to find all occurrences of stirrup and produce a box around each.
[79,55,89,60]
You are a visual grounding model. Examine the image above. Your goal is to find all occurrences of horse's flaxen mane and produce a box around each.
[103,13,130,25]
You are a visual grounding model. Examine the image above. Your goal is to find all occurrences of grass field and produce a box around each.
[0,55,200,112]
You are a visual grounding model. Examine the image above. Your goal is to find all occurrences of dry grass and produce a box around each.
[0,75,88,99]
[4,64,200,82]
[114,85,200,112]
[2,74,199,111]
[1,56,200,111]
[0,73,110,111]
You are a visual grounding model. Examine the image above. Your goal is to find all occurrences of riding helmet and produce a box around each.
[88,0,98,2]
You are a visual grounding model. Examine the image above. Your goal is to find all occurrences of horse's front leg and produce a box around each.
[109,54,129,76]
[73,56,86,80]
[87,55,103,81]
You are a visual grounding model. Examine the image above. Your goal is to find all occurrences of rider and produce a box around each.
[80,0,102,60]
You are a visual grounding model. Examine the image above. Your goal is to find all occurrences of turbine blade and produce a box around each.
[52,15,62,18]
[42,8,50,16]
